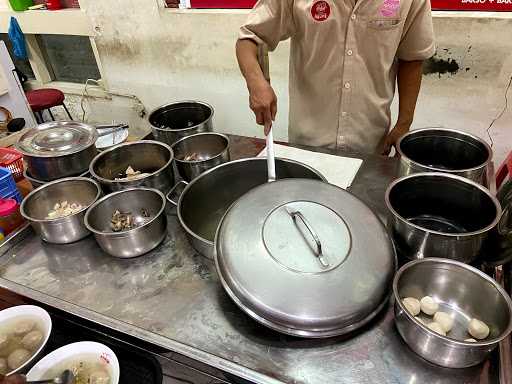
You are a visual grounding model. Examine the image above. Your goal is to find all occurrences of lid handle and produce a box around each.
[286,208,329,268]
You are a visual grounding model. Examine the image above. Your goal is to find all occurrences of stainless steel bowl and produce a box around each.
[397,128,492,185]
[149,101,213,146]
[84,188,167,258]
[386,172,501,263]
[167,157,325,260]
[21,177,102,244]
[89,140,175,194]
[394,258,512,368]
[172,133,230,181]
[24,169,90,189]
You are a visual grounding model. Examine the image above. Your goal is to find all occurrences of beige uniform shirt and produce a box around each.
[239,0,435,153]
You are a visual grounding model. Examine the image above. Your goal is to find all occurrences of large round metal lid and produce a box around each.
[215,179,396,338]
[17,122,98,157]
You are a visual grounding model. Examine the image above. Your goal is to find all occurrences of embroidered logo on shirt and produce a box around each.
[311,1,331,22]
[379,0,400,17]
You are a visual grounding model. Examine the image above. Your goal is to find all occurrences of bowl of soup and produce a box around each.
[0,305,52,375]
[27,341,119,384]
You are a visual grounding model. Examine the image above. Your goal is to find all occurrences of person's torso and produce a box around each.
[287,0,412,153]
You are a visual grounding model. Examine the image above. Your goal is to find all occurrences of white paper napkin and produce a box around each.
[258,144,363,189]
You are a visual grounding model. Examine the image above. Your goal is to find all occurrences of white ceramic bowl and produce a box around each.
[0,305,52,375]
[27,341,120,384]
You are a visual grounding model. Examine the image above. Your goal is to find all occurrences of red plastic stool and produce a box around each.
[496,151,512,190]
[25,88,73,124]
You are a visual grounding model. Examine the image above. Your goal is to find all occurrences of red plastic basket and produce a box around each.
[0,148,24,182]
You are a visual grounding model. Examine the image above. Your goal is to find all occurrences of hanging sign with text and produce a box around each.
[188,0,512,11]
[431,0,512,11]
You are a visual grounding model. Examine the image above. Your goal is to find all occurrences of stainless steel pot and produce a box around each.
[20,177,102,244]
[16,121,99,182]
[89,140,175,194]
[396,128,492,185]
[488,179,512,266]
[215,179,396,338]
[394,258,512,368]
[84,188,167,258]
[23,169,90,189]
[172,133,230,182]
[149,101,213,146]
[385,172,501,263]
[167,157,325,260]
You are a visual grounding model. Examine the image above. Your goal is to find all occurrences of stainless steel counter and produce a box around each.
[0,136,499,383]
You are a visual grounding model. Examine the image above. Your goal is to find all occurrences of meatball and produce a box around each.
[7,349,31,370]
[468,318,490,340]
[402,297,421,316]
[21,330,44,350]
[13,320,34,336]
[420,296,439,316]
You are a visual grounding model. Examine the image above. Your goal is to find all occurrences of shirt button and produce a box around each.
[347,49,353,56]
[351,14,356,20]
[344,82,351,89]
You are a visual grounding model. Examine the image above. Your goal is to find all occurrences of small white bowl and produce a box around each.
[96,128,129,150]
[27,341,120,384]
[0,305,52,375]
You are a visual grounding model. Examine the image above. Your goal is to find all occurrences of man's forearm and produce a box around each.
[236,39,267,91]
[396,59,424,129]
[236,39,278,129]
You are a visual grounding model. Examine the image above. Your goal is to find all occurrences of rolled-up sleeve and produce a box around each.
[239,0,294,52]
[397,0,435,61]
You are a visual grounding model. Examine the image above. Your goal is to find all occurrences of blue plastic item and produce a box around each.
[8,17,27,60]
[2,191,22,204]
[0,168,21,203]
[0,168,17,191]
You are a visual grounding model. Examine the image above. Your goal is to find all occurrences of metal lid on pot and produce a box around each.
[17,122,98,157]
[215,179,396,338]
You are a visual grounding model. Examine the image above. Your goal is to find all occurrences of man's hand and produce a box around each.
[236,39,277,135]
[248,79,277,135]
[0,374,26,384]
[379,123,409,156]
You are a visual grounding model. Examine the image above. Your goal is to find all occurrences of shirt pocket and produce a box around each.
[367,19,403,30]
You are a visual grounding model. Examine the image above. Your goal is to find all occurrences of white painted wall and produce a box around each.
[43,1,512,167]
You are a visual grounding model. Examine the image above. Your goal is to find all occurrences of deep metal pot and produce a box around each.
[89,140,175,194]
[149,101,213,146]
[84,188,167,258]
[215,179,396,338]
[16,121,99,182]
[394,258,512,368]
[20,177,102,244]
[487,179,512,266]
[385,172,501,263]
[167,158,325,260]
[396,128,492,185]
[172,132,230,182]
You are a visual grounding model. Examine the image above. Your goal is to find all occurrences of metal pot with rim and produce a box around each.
[215,178,396,338]
[89,140,175,194]
[167,157,325,260]
[396,128,492,186]
[172,132,230,182]
[16,121,98,182]
[149,101,213,146]
[386,172,502,263]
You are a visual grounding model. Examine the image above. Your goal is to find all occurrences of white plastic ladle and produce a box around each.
[265,122,276,183]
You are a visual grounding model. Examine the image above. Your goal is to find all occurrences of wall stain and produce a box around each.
[423,55,460,78]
